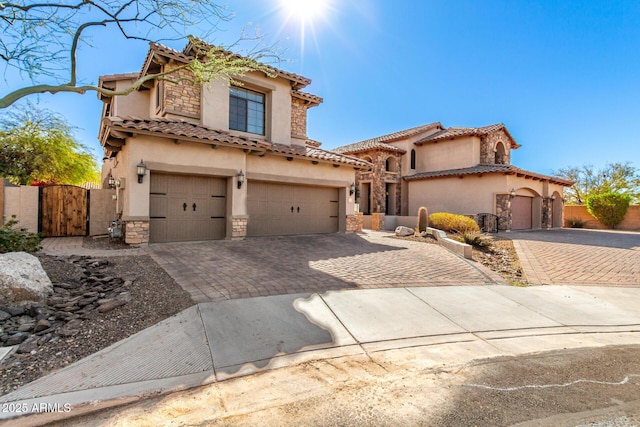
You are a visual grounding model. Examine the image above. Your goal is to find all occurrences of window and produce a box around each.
[155,81,163,111]
[229,87,265,135]
[410,149,416,170]
[495,142,506,164]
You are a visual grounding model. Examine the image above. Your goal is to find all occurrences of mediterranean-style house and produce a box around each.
[98,41,367,244]
[333,123,572,231]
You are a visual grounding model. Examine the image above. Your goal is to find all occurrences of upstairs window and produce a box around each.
[229,87,265,135]
[495,142,507,164]
[410,149,416,170]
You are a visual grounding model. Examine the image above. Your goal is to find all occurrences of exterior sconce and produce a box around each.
[237,170,245,189]
[136,159,147,184]
[108,172,115,189]
[509,188,516,198]
[349,182,355,196]
[550,194,556,201]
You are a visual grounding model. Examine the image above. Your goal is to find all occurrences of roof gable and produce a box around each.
[414,123,521,149]
[333,122,443,155]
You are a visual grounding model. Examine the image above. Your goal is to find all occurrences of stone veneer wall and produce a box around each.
[124,220,149,245]
[480,130,511,165]
[542,198,552,229]
[371,213,385,231]
[495,194,511,231]
[354,150,403,215]
[346,213,363,233]
[291,98,307,138]
[163,65,201,119]
[231,216,248,239]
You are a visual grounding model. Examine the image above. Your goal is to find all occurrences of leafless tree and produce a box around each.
[0,1,282,109]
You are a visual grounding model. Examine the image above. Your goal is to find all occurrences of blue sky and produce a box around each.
[3,0,639,176]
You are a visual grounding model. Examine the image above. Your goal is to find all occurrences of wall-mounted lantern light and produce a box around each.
[108,172,115,189]
[349,182,355,196]
[509,188,516,198]
[550,194,556,201]
[136,159,147,183]
[237,170,245,189]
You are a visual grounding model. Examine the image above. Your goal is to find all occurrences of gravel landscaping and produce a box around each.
[394,233,527,286]
[0,251,193,396]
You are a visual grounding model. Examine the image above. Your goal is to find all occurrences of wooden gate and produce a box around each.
[40,185,88,237]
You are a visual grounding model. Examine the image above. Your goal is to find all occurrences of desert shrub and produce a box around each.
[0,216,42,253]
[586,193,631,229]
[429,212,480,233]
[455,231,494,248]
[565,217,585,228]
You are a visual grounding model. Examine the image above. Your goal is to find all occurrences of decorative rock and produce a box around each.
[0,252,53,305]
[97,298,126,313]
[17,338,38,354]
[0,310,10,321]
[58,319,83,337]
[395,226,415,237]
[4,306,25,316]
[17,323,35,333]
[34,319,51,333]
[5,332,29,345]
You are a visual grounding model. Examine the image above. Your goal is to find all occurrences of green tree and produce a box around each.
[586,193,631,229]
[554,162,640,205]
[0,103,99,185]
[0,1,281,109]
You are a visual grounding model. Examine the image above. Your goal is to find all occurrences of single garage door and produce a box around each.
[247,182,339,237]
[149,173,226,243]
[511,195,533,230]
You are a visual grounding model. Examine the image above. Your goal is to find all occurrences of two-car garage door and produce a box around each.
[247,182,339,237]
[149,174,339,242]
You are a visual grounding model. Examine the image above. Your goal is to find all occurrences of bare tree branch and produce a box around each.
[0,0,284,108]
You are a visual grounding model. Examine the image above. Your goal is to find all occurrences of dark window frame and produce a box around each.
[410,149,416,169]
[229,86,265,136]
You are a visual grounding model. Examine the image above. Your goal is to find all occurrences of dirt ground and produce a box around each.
[52,345,640,427]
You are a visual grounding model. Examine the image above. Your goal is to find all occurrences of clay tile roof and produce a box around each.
[414,123,521,148]
[98,73,140,82]
[333,122,443,154]
[138,40,313,89]
[292,90,323,106]
[103,117,270,150]
[269,143,371,168]
[404,164,573,186]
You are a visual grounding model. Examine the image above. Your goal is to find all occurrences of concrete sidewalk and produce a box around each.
[1,285,640,425]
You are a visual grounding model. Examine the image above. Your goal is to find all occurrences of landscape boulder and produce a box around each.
[395,226,415,237]
[0,252,53,305]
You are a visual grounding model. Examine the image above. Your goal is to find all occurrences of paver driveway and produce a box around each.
[148,230,496,303]
[510,229,640,286]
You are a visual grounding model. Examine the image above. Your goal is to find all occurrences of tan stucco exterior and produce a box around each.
[99,43,362,244]
[335,123,571,231]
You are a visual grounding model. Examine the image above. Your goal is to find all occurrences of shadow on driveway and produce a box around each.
[149,231,494,302]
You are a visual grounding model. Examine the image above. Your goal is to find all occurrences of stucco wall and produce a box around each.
[564,205,640,230]
[408,175,507,215]
[416,137,480,172]
[113,79,150,118]
[3,185,39,233]
[201,72,292,145]
[89,189,117,236]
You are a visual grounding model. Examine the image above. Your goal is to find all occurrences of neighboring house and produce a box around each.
[333,123,572,231]
[98,42,368,245]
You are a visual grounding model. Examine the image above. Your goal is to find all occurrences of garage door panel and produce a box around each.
[149,196,167,218]
[248,182,339,237]
[150,173,227,243]
[512,196,533,230]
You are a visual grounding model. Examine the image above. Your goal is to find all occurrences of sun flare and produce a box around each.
[279,0,330,22]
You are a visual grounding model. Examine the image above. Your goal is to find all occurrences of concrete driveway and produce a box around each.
[148,230,497,303]
[510,228,640,286]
